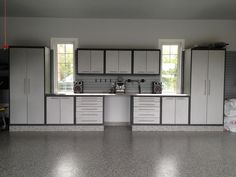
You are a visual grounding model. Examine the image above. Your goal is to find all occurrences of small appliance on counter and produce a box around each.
[115,81,126,93]
[74,80,83,93]
[152,81,162,94]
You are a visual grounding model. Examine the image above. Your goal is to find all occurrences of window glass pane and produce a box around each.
[58,54,66,63]
[66,54,73,64]
[57,44,65,53]
[66,44,73,53]
[170,45,178,54]
[162,46,170,54]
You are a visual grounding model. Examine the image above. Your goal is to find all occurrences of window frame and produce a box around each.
[51,38,78,93]
[159,39,185,94]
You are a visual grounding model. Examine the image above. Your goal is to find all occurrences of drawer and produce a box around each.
[76,111,103,117]
[134,97,160,101]
[76,97,103,102]
[133,117,160,124]
[134,111,160,117]
[76,107,103,112]
[133,101,160,107]
[76,101,103,107]
[76,117,103,124]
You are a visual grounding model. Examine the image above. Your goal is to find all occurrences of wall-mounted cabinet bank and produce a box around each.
[105,50,132,74]
[133,50,160,74]
[77,49,104,74]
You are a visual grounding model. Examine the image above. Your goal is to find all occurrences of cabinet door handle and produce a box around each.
[24,78,27,95]
[204,80,206,95]
[28,79,30,94]
[208,80,211,95]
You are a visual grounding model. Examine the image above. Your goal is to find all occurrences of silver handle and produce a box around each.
[204,80,206,95]
[208,80,211,95]
[28,79,30,94]
[24,78,27,94]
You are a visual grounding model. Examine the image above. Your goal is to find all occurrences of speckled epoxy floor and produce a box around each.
[0,127,236,177]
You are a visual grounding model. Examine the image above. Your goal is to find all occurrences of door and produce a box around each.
[27,48,45,124]
[46,97,60,124]
[106,50,119,73]
[207,50,225,124]
[162,97,175,124]
[176,97,189,124]
[10,48,27,124]
[77,50,90,73]
[191,50,208,124]
[133,51,146,74]
[90,50,104,73]
[118,51,132,74]
[147,51,160,74]
[60,97,74,124]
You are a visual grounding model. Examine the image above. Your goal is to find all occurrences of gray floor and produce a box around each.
[0,127,236,177]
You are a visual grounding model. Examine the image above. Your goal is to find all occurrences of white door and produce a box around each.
[105,50,119,73]
[146,51,160,74]
[60,97,74,124]
[118,51,132,74]
[207,50,225,124]
[10,48,27,124]
[191,50,208,124]
[91,50,104,73]
[27,48,45,124]
[176,97,189,124]
[46,97,60,124]
[133,51,146,74]
[77,50,91,73]
[162,97,175,124]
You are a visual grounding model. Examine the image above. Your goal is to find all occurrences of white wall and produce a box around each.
[0,17,236,50]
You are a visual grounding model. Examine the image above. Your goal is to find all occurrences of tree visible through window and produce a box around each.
[56,44,74,92]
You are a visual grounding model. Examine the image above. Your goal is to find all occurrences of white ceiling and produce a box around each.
[1,0,236,19]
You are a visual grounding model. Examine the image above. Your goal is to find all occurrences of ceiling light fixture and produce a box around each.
[2,0,8,49]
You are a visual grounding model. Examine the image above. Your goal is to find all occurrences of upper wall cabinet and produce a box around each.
[133,50,160,74]
[77,49,104,74]
[105,50,132,74]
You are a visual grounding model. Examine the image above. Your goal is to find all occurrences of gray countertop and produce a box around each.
[46,93,189,97]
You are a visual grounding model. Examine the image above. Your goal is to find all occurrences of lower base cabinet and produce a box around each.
[162,97,189,124]
[133,97,160,124]
[46,97,74,124]
[76,97,103,124]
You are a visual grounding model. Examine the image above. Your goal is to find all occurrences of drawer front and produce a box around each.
[76,107,103,112]
[133,97,160,107]
[133,117,160,124]
[76,111,103,124]
[133,97,160,102]
[76,97,103,102]
[134,110,160,117]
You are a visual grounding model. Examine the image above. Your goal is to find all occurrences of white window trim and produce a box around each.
[51,38,78,93]
[158,39,185,94]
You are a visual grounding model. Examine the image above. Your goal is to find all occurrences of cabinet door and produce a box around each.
[91,50,104,73]
[175,97,189,124]
[207,50,225,124]
[118,51,132,74]
[162,97,175,124]
[77,50,91,73]
[46,97,60,124]
[146,51,160,74]
[105,50,119,73]
[10,48,27,124]
[133,51,146,74]
[60,97,74,124]
[191,50,208,124]
[27,48,45,124]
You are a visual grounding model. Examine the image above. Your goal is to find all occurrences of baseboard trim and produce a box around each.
[9,126,104,131]
[132,125,224,131]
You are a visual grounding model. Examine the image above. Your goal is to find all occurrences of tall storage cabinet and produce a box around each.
[184,49,225,125]
[10,47,50,124]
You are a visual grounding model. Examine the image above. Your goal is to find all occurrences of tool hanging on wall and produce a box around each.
[2,0,9,49]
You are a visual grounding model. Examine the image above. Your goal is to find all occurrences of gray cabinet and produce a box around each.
[46,97,74,124]
[133,50,160,74]
[162,97,189,124]
[77,50,104,74]
[185,50,225,125]
[105,50,132,74]
[10,47,49,124]
[133,97,160,124]
[76,97,103,124]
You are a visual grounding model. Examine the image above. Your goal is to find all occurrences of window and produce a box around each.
[159,39,184,93]
[51,38,78,93]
